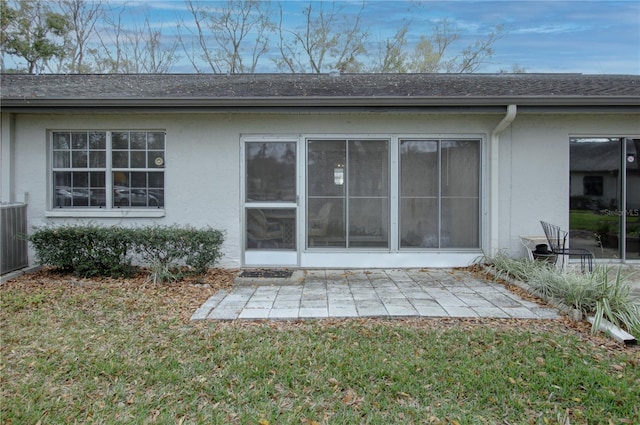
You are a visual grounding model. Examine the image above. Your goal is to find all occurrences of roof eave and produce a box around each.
[2,95,639,109]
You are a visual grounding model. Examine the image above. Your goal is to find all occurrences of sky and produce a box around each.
[127,0,640,74]
[4,0,640,74]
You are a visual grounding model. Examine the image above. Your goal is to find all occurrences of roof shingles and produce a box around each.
[1,73,639,107]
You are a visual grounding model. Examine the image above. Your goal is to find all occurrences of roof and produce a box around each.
[1,73,639,109]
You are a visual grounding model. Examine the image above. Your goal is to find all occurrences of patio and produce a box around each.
[191,268,561,321]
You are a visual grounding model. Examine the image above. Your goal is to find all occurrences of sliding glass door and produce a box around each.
[307,139,389,248]
[400,139,480,248]
[306,137,480,251]
[569,137,639,261]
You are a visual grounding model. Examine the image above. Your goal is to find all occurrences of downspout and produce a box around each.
[489,104,517,256]
[1,112,15,203]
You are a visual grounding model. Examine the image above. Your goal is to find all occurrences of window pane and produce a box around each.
[626,139,640,259]
[89,132,106,149]
[112,132,129,149]
[400,198,438,248]
[113,171,129,186]
[308,140,345,198]
[53,151,69,168]
[400,139,480,249]
[90,189,106,207]
[569,138,621,259]
[72,133,87,149]
[53,132,70,149]
[73,172,89,188]
[348,140,388,197]
[113,177,131,207]
[131,172,147,187]
[150,189,164,207]
[401,140,438,196]
[54,171,72,187]
[349,198,388,247]
[89,171,105,188]
[89,151,106,168]
[54,172,72,207]
[148,132,165,149]
[441,140,479,197]
[246,142,296,202]
[246,208,296,250]
[112,151,129,168]
[148,151,164,169]
[441,198,478,248]
[72,151,88,168]
[148,172,164,188]
[131,151,146,168]
[307,199,345,248]
[348,140,389,248]
[131,132,146,149]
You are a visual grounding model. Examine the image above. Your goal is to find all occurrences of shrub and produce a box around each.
[28,225,134,278]
[131,225,224,278]
[28,225,224,281]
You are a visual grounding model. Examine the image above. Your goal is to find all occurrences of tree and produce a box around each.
[0,0,16,71]
[94,4,179,73]
[56,0,105,73]
[0,0,69,73]
[371,18,504,73]
[370,24,410,73]
[274,0,368,73]
[179,0,272,74]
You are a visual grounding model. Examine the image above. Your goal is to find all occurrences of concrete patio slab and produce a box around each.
[191,268,563,321]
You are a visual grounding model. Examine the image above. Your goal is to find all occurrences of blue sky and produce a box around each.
[4,0,639,74]
[128,0,640,74]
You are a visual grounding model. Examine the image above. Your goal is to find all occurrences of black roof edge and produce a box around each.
[2,95,640,109]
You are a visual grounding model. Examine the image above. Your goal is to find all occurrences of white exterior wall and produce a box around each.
[503,114,640,258]
[5,110,639,268]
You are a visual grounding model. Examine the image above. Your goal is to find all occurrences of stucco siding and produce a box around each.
[7,111,639,268]
[504,114,640,257]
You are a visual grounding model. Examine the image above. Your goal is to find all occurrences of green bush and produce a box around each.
[28,225,134,278]
[28,225,224,280]
[131,225,225,278]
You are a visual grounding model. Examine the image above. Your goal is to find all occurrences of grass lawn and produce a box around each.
[1,269,639,424]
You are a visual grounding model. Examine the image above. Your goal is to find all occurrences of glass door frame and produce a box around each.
[569,135,640,263]
[305,137,391,250]
[241,136,301,267]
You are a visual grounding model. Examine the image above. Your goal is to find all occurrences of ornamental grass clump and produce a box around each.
[487,252,640,337]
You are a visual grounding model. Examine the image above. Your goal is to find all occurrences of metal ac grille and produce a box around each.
[1,203,28,275]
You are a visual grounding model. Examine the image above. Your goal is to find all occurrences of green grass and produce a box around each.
[2,278,639,424]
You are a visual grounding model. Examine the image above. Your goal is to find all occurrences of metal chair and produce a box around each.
[540,221,593,272]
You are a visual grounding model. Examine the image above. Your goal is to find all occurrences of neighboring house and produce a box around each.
[1,73,639,269]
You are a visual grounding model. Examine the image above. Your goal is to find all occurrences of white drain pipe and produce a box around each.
[489,105,517,256]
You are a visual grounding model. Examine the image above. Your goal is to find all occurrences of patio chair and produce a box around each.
[247,209,283,248]
[540,221,593,272]
[308,202,333,245]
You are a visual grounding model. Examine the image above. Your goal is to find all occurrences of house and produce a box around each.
[1,73,639,269]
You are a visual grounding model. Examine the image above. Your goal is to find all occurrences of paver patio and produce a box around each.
[191,268,561,321]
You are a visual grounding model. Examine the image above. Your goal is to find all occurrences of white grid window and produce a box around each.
[51,131,165,209]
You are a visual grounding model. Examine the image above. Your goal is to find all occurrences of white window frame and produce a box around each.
[46,130,166,218]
